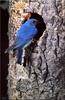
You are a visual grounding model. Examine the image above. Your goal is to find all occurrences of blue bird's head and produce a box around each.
[27,19,38,26]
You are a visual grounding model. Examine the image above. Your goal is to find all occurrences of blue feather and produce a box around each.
[14,19,38,49]
[5,18,38,64]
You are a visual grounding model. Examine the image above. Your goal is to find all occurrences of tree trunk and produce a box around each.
[8,0,65,100]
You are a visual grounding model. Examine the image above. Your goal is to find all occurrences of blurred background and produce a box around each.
[0,0,9,99]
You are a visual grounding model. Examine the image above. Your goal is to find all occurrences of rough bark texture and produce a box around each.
[8,0,65,100]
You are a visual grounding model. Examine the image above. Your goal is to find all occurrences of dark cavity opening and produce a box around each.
[23,13,46,66]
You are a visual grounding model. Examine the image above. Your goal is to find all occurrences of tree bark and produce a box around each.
[8,0,65,100]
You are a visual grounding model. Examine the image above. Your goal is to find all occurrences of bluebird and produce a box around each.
[5,18,38,64]
[23,8,46,41]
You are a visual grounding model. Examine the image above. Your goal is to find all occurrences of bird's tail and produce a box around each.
[5,44,15,53]
[16,49,23,65]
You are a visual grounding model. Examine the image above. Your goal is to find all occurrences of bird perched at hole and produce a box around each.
[5,18,38,64]
[23,7,46,41]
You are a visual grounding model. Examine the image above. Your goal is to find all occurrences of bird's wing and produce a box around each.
[14,19,38,49]
[16,19,38,36]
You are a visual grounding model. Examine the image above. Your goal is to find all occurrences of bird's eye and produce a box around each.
[33,20,37,25]
[33,20,36,23]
